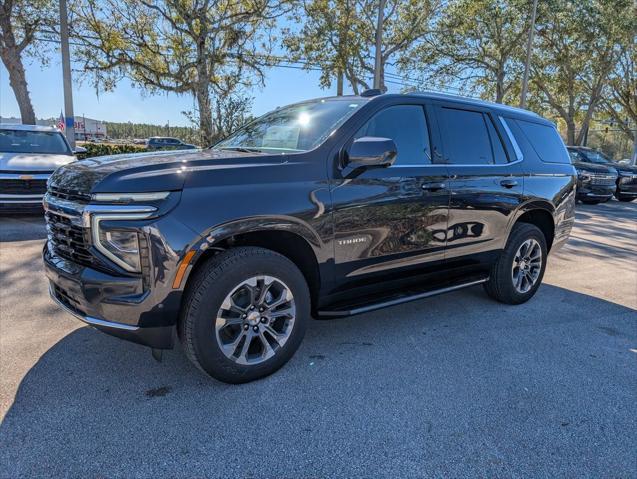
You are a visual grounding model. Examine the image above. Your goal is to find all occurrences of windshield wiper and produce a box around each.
[217,146,264,153]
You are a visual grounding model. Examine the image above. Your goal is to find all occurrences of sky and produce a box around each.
[0,54,393,127]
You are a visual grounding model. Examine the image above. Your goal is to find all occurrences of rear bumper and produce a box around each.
[44,245,177,349]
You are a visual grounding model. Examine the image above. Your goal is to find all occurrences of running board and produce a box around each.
[317,277,488,318]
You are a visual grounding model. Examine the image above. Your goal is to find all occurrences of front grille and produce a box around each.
[52,284,83,314]
[0,178,47,195]
[589,174,616,186]
[49,186,91,203]
[45,210,95,267]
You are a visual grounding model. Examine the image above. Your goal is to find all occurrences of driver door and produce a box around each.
[329,101,450,287]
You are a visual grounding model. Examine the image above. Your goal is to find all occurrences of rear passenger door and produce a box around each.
[433,102,525,262]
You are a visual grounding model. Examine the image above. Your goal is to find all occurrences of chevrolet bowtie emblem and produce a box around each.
[18,175,34,180]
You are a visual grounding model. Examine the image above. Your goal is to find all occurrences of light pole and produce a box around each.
[373,0,386,90]
[520,0,538,109]
[59,0,75,149]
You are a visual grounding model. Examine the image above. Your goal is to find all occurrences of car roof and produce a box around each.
[0,123,62,132]
[292,91,548,124]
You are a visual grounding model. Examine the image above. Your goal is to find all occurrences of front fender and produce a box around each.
[198,215,325,255]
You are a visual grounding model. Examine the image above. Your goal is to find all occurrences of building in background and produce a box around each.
[0,115,107,141]
[73,116,107,140]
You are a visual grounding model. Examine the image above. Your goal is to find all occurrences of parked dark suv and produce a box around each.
[147,136,197,150]
[568,146,637,202]
[43,92,576,383]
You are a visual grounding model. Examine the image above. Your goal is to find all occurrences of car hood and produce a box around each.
[0,152,76,172]
[614,164,637,176]
[572,161,618,175]
[48,148,286,194]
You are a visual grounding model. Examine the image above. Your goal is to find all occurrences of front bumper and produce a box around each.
[576,183,615,200]
[44,247,177,348]
[617,177,637,196]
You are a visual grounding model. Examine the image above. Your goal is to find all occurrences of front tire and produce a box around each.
[616,195,635,202]
[581,199,601,205]
[179,247,310,384]
[484,223,547,305]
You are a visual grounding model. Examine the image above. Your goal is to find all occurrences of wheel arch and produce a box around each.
[180,217,325,311]
[510,202,556,251]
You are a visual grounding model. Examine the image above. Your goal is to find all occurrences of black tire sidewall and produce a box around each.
[185,248,310,383]
[491,224,548,304]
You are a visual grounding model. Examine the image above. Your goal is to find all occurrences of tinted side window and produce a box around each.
[515,119,570,164]
[355,105,430,166]
[438,108,493,165]
[568,150,580,162]
[485,116,508,164]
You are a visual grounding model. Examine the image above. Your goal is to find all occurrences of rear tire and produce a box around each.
[617,195,635,202]
[179,247,310,384]
[484,223,547,305]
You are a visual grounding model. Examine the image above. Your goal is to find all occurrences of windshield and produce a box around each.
[214,99,365,153]
[579,149,613,164]
[0,129,71,155]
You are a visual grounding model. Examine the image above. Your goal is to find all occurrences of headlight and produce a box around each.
[576,169,591,181]
[97,228,141,272]
[84,204,156,273]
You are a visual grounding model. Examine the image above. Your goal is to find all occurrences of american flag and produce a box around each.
[57,111,65,131]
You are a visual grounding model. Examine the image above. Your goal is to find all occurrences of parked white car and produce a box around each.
[0,124,82,212]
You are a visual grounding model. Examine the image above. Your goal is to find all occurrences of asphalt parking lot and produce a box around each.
[0,201,636,478]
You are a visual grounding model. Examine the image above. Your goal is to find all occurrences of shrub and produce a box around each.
[76,143,147,160]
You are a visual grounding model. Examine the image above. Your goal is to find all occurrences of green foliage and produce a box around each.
[103,121,202,145]
[400,0,530,102]
[529,0,635,145]
[284,0,367,93]
[71,0,286,143]
[284,0,440,93]
[75,142,147,159]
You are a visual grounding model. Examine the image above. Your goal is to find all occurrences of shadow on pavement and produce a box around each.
[0,214,47,242]
[1,284,635,477]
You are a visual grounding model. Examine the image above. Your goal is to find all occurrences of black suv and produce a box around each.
[43,92,576,383]
[568,146,637,203]
[147,136,197,150]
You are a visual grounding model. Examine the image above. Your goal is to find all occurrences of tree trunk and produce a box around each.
[195,83,213,146]
[565,119,576,146]
[0,40,36,124]
[336,69,343,96]
[495,68,505,103]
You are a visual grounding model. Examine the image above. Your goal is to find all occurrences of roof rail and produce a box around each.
[360,88,384,97]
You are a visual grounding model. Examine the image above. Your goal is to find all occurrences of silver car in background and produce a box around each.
[0,124,79,212]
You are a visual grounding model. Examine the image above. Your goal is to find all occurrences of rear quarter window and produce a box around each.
[514,119,570,164]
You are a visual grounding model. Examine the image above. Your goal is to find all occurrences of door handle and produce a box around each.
[500,179,518,188]
[421,182,447,192]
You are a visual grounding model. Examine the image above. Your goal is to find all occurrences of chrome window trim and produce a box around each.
[498,117,524,162]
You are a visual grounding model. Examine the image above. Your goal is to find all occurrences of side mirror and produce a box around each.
[73,146,87,155]
[346,136,397,169]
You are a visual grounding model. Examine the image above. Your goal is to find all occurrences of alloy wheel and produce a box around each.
[511,239,542,294]
[214,275,296,365]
